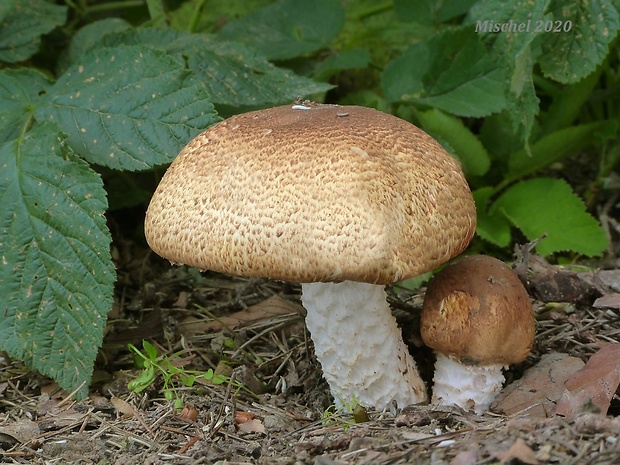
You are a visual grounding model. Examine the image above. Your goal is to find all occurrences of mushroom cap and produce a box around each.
[144,103,476,285]
[421,255,535,365]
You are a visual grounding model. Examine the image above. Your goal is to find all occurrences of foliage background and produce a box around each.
[0,0,618,397]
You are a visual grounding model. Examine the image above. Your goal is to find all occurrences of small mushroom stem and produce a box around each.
[431,352,504,414]
[301,281,428,411]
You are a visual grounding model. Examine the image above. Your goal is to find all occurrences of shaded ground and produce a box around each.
[1,214,620,464]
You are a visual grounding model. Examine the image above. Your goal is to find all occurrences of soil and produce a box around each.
[1,211,620,464]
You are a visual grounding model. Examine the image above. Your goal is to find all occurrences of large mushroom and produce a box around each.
[421,255,535,414]
[144,103,476,411]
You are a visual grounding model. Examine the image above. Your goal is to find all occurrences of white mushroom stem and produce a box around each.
[431,352,504,414]
[301,281,428,411]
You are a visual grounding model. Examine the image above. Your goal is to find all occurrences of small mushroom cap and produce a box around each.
[144,103,476,285]
[421,255,535,365]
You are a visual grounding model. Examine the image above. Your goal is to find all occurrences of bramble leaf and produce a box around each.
[0,69,51,143]
[36,45,220,171]
[65,26,333,107]
[540,0,620,84]
[491,178,608,256]
[58,18,132,74]
[216,0,345,60]
[177,37,334,106]
[0,0,67,63]
[0,123,115,399]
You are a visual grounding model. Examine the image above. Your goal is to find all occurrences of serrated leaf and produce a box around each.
[0,123,115,399]
[503,45,540,146]
[540,0,620,84]
[382,27,508,117]
[491,178,608,256]
[179,38,334,106]
[216,0,345,60]
[466,0,551,143]
[0,0,67,63]
[473,186,512,247]
[0,69,51,143]
[35,45,220,171]
[58,18,132,74]
[415,108,490,176]
[466,0,551,50]
[74,26,332,107]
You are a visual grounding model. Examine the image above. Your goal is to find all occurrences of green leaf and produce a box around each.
[507,121,614,183]
[178,38,334,106]
[58,18,132,74]
[540,0,620,84]
[395,271,433,291]
[128,365,156,393]
[394,0,477,24]
[466,0,551,50]
[0,0,67,63]
[0,123,115,399]
[467,0,552,143]
[142,340,159,361]
[35,45,221,171]
[503,43,541,146]
[338,2,434,68]
[491,178,608,256]
[313,48,371,81]
[415,108,491,176]
[540,64,604,135]
[180,373,196,387]
[216,0,345,60]
[0,69,52,143]
[382,27,508,117]
[146,0,167,28]
[479,112,524,161]
[169,0,273,33]
[76,26,333,107]
[473,187,512,247]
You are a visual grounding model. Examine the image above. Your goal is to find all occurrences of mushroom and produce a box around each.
[420,255,535,414]
[144,103,476,411]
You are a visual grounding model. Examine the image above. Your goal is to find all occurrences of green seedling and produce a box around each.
[127,340,233,407]
[320,396,368,431]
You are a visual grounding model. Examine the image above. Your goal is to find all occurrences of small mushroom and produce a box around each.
[144,103,476,411]
[420,255,535,414]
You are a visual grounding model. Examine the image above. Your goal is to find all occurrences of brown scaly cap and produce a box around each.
[144,103,476,285]
[421,255,535,365]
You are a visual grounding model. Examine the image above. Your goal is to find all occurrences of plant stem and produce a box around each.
[187,0,207,32]
[83,0,145,14]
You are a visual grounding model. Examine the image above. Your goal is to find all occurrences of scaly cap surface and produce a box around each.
[144,103,476,284]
